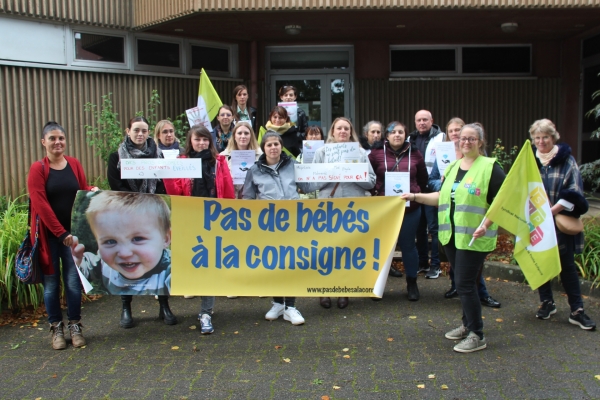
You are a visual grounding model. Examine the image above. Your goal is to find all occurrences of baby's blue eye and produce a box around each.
[102,239,117,246]
[132,236,147,243]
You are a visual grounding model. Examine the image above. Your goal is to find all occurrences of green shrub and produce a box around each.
[575,215,600,289]
[580,159,600,193]
[491,138,519,172]
[0,196,44,312]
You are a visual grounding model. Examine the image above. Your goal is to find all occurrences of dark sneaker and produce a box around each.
[444,288,458,299]
[199,313,214,334]
[453,331,487,353]
[417,264,430,274]
[480,296,501,308]
[569,309,596,331]
[536,300,557,320]
[425,267,441,279]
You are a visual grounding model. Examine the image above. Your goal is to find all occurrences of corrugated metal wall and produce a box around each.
[0,0,132,28]
[0,65,241,197]
[355,79,561,152]
[133,0,195,28]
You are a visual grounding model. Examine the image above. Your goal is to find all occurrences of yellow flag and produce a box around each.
[196,68,222,130]
[485,140,560,290]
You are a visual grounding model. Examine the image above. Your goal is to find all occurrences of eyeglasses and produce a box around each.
[219,113,232,117]
[459,137,479,143]
[162,129,174,134]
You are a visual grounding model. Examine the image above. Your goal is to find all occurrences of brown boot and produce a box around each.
[68,320,86,348]
[50,321,66,350]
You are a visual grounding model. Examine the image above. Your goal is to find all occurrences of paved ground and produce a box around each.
[1,276,599,400]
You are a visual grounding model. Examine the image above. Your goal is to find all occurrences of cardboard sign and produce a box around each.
[302,140,325,164]
[230,150,256,184]
[186,106,211,130]
[294,163,370,182]
[120,159,203,179]
[323,142,361,163]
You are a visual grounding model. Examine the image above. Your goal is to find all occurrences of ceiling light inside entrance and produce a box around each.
[285,25,302,35]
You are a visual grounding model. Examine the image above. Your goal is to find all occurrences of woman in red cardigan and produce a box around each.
[27,121,97,350]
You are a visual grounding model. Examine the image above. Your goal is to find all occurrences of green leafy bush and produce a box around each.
[580,159,600,193]
[0,196,44,312]
[575,215,600,289]
[491,138,519,172]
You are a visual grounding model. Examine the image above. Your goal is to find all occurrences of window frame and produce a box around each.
[133,33,184,74]
[68,26,130,70]
[390,44,532,77]
[187,39,238,78]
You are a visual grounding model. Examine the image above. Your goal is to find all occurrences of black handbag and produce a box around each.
[15,203,42,284]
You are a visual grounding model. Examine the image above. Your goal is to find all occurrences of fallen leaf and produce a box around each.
[409,316,417,319]
[342,348,349,352]
[80,345,86,349]
[441,384,449,389]
[428,374,435,379]
[482,316,485,319]
[35,398,42,400]
[120,348,125,350]
[417,384,425,389]
[595,375,600,380]
[275,345,282,350]
[189,325,197,330]
[171,346,180,350]
[283,358,291,363]
[52,374,57,378]
[387,338,394,342]
[516,333,525,337]
[333,385,341,390]
[37,328,43,331]
[192,346,198,352]
[234,331,239,334]
[256,359,261,362]
[485,277,491,281]
[32,323,38,327]
[496,319,503,322]
[141,310,146,313]
[343,355,350,359]
[321,396,331,400]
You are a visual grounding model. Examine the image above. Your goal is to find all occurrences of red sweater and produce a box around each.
[27,156,93,275]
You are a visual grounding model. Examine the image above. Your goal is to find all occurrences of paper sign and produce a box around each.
[75,262,94,294]
[278,101,298,123]
[230,150,256,184]
[186,106,211,130]
[435,142,456,174]
[120,159,203,179]
[323,142,361,163]
[161,149,180,159]
[302,140,325,164]
[295,163,369,182]
[384,171,410,206]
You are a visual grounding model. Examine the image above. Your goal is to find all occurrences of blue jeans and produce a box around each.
[398,208,421,278]
[444,238,489,338]
[538,233,583,312]
[449,266,490,299]
[417,204,440,267]
[43,235,82,324]
[200,296,215,315]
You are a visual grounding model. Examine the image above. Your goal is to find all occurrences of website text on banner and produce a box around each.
[171,196,405,297]
[484,140,560,290]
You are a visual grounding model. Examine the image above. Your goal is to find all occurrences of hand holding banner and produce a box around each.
[295,163,370,182]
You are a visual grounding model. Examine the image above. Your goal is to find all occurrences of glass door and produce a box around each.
[270,74,350,136]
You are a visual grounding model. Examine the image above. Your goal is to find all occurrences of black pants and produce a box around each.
[444,239,489,338]
[273,297,295,307]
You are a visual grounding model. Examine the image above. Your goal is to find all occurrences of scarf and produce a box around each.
[189,149,216,198]
[536,145,558,166]
[265,121,292,135]
[158,141,180,150]
[216,125,233,148]
[237,106,249,120]
[117,137,162,193]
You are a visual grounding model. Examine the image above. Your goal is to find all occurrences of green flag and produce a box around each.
[485,140,560,290]
[196,68,222,130]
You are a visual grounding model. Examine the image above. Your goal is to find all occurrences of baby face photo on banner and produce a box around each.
[71,191,172,296]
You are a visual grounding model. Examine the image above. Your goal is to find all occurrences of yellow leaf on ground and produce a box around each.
[171,346,179,350]
[283,358,291,363]
[342,348,349,352]
[409,316,417,319]
[387,338,394,342]
[485,277,491,281]
[189,325,197,330]
[496,319,503,322]
[343,355,350,359]
[234,331,239,334]
[417,384,425,389]
[441,384,449,389]
[595,375,600,380]
[428,374,435,379]
[333,385,341,390]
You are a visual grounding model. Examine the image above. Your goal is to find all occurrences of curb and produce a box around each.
[483,261,600,299]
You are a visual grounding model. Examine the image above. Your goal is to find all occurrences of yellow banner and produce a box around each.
[71,192,405,297]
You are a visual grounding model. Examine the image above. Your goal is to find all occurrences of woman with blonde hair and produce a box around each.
[154,120,180,153]
[220,122,262,198]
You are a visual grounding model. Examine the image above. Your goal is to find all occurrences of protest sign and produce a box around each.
[71,191,406,297]
[230,150,256,184]
[301,140,325,164]
[384,172,411,206]
[294,163,370,182]
[323,143,361,163]
[435,142,456,174]
[278,101,298,123]
[161,149,180,160]
[120,159,203,179]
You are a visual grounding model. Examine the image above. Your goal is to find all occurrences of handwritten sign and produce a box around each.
[120,159,203,179]
[161,149,180,160]
[384,171,411,207]
[186,106,211,130]
[302,140,325,164]
[435,142,456,174]
[295,163,369,182]
[230,150,256,184]
[278,101,298,123]
[323,142,361,163]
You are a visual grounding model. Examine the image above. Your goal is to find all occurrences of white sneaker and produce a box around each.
[283,307,305,325]
[265,302,285,320]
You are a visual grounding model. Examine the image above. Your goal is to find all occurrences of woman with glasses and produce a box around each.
[154,120,181,154]
[403,123,505,353]
[212,105,235,152]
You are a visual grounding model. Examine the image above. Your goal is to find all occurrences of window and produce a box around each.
[134,37,182,73]
[75,32,124,63]
[191,45,229,73]
[270,51,350,70]
[390,45,531,77]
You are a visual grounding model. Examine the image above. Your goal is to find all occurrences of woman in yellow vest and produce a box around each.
[402,123,505,353]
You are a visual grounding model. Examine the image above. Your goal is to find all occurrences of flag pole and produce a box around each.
[468,217,486,247]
